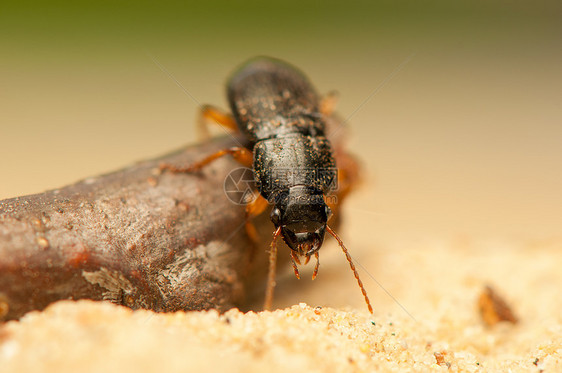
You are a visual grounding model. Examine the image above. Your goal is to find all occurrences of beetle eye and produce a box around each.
[270,207,281,226]
[325,205,332,220]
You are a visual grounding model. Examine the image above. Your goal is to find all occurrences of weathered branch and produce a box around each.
[0,136,267,321]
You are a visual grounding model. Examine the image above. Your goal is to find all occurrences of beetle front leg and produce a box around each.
[160,146,253,173]
[244,194,269,244]
[198,104,239,139]
[320,90,339,116]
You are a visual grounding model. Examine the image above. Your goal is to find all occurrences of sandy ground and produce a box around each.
[1,193,560,372]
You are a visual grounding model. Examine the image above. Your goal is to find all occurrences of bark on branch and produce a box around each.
[0,136,267,321]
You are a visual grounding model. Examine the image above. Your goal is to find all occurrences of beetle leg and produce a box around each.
[244,194,269,245]
[243,222,260,249]
[245,193,269,217]
[334,151,360,202]
[198,104,239,139]
[320,90,339,116]
[324,151,360,221]
[312,252,320,280]
[290,251,301,279]
[160,146,253,173]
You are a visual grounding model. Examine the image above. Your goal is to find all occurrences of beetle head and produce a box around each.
[270,186,331,257]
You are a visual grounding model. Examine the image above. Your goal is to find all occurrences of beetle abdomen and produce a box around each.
[227,57,325,142]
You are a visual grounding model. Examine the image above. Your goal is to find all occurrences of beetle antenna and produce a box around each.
[326,225,373,314]
[264,227,282,311]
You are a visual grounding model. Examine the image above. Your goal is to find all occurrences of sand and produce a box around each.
[1,231,560,372]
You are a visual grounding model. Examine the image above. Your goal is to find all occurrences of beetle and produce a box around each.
[161,57,373,313]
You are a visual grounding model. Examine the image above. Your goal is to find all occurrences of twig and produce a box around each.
[0,136,262,321]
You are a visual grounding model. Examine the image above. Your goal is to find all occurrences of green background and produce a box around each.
[1,1,561,241]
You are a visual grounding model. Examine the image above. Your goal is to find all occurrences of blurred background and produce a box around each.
[1,0,561,248]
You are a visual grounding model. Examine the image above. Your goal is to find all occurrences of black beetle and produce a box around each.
[162,57,372,313]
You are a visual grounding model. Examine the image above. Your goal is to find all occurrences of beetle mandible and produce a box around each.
[162,57,373,313]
